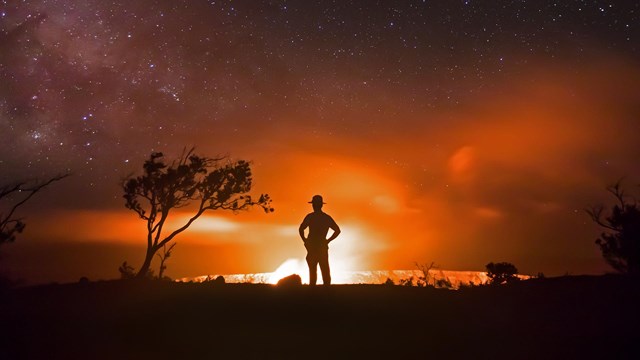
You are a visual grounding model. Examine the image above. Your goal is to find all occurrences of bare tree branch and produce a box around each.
[587,179,640,274]
[1,173,70,244]
[586,205,618,231]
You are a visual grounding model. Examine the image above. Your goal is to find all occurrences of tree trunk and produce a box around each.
[136,247,156,278]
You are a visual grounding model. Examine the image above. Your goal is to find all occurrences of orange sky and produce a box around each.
[3,57,640,284]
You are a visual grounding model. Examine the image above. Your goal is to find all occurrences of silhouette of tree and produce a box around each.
[587,181,640,275]
[485,262,519,285]
[156,242,176,280]
[415,261,437,287]
[1,174,69,246]
[118,261,136,279]
[123,148,273,278]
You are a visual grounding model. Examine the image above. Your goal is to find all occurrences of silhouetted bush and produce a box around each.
[399,276,416,287]
[383,278,395,285]
[587,181,640,275]
[202,275,226,285]
[486,262,519,285]
[119,261,136,279]
[396,262,453,288]
[156,243,176,280]
[435,277,453,289]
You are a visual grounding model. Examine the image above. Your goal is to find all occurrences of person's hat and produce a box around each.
[308,195,326,204]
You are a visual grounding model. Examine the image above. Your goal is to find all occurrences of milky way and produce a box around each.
[2,1,637,183]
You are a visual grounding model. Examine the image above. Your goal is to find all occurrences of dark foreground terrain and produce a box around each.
[1,275,639,359]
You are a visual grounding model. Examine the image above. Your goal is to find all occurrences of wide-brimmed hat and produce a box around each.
[308,195,326,204]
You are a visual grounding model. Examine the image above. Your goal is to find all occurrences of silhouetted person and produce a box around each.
[299,195,341,285]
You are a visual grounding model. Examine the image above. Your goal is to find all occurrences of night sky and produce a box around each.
[1,1,639,284]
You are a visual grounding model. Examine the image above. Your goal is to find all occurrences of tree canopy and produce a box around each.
[123,148,273,278]
[587,182,640,275]
[486,262,519,285]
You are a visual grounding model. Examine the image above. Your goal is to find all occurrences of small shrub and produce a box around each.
[435,277,453,289]
[399,277,415,287]
[202,275,225,285]
[486,262,519,285]
[118,261,136,279]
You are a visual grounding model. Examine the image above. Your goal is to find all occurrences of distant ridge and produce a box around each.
[176,269,529,288]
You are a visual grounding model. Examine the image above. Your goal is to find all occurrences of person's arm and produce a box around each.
[299,217,308,242]
[327,220,341,243]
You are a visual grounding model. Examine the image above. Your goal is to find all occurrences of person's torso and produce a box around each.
[305,211,334,241]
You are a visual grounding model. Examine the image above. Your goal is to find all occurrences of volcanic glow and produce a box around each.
[180,259,497,288]
[267,259,308,284]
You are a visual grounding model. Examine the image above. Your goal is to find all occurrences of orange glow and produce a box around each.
[31,210,146,243]
[267,259,308,284]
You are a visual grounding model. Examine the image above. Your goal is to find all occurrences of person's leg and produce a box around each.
[318,250,331,285]
[306,253,318,285]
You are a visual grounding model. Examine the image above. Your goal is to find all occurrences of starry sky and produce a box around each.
[1,0,639,284]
